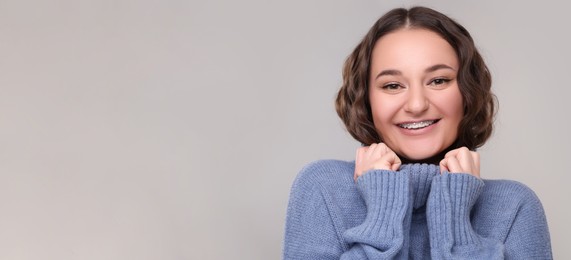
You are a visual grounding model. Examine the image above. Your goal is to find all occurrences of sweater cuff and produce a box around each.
[427,172,484,247]
[346,170,410,243]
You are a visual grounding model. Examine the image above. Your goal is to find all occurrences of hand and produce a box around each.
[354,143,402,181]
[439,147,480,178]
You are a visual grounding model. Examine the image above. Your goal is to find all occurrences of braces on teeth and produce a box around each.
[400,120,435,129]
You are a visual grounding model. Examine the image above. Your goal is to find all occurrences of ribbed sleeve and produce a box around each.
[427,172,504,259]
[341,170,411,259]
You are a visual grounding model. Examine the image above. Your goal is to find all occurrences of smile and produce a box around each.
[398,119,439,130]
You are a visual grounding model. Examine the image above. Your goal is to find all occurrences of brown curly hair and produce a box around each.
[335,6,496,150]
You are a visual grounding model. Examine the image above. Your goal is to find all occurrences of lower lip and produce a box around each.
[397,121,439,136]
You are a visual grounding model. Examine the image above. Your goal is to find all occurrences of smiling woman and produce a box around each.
[368,29,464,162]
[283,6,552,260]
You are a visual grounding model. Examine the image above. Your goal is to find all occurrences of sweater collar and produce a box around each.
[399,164,440,209]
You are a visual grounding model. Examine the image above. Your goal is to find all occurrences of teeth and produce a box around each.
[399,120,436,129]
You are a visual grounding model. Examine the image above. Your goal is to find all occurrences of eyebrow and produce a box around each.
[375,69,401,79]
[374,64,456,80]
[425,64,456,73]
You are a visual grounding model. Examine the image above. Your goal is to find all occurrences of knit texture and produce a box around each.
[283,160,552,260]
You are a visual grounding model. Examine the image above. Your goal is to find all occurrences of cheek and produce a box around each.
[438,89,464,124]
[370,96,400,130]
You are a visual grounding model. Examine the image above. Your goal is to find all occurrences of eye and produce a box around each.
[381,83,403,91]
[429,78,451,87]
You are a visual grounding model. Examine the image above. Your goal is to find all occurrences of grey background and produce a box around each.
[0,0,569,259]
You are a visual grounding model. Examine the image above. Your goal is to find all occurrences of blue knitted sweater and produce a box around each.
[283,160,552,259]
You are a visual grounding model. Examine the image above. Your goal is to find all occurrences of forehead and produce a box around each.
[370,28,458,73]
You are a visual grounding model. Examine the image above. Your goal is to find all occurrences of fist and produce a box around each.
[354,143,402,181]
[439,147,480,178]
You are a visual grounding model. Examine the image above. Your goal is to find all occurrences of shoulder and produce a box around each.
[481,179,542,203]
[299,159,354,176]
[292,159,355,189]
[474,179,546,228]
[474,179,551,251]
[288,160,359,210]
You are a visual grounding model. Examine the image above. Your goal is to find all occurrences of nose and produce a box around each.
[403,85,429,114]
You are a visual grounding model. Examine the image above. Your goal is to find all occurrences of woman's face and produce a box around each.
[368,28,463,161]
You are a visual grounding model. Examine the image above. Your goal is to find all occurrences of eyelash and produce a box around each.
[429,78,451,86]
[381,83,403,90]
[380,78,452,91]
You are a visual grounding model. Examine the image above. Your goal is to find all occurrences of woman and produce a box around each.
[283,6,552,259]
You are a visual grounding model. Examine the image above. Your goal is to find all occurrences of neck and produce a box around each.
[399,142,460,165]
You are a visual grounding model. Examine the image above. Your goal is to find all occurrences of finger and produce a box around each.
[354,148,361,181]
[366,143,388,163]
[365,143,377,159]
[445,156,462,173]
[439,158,449,173]
[390,152,402,171]
[444,148,459,159]
[373,142,389,157]
[456,147,480,176]
[378,142,389,155]
[471,151,480,178]
[456,148,473,173]
[445,147,477,175]
[385,148,402,171]
[356,147,366,164]
[446,146,471,157]
[355,147,368,180]
[375,150,401,171]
